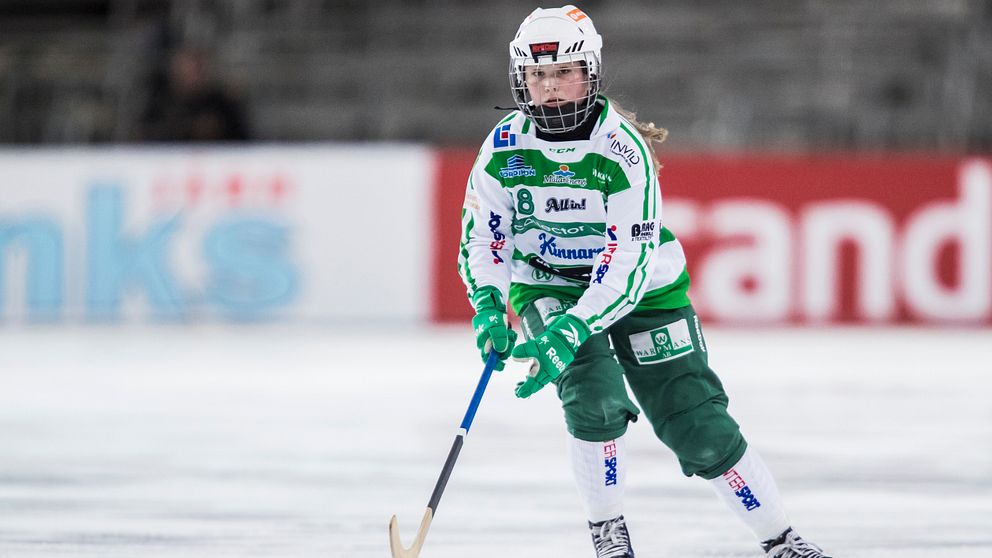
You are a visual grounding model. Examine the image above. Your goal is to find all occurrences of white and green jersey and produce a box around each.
[458,96,690,333]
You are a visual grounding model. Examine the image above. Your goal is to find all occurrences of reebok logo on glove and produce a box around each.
[545,347,566,373]
[561,324,581,348]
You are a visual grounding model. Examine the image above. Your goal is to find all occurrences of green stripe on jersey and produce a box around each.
[636,267,691,310]
[618,122,654,220]
[597,96,610,127]
[512,216,606,238]
[577,125,656,330]
[457,210,477,291]
[583,242,650,329]
[484,150,631,195]
[509,283,585,315]
[508,266,691,317]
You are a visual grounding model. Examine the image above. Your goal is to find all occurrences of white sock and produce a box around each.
[568,435,627,522]
[706,445,790,541]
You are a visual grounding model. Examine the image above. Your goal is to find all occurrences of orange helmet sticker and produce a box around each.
[567,8,587,22]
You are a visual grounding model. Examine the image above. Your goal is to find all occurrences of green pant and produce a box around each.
[519,298,747,480]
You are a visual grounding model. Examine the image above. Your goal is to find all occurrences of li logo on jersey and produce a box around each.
[494,124,516,148]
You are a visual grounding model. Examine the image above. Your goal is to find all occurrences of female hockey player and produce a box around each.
[458,6,832,558]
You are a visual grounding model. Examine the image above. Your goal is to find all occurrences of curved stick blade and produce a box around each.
[389,508,433,558]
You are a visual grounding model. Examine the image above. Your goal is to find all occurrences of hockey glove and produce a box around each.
[511,313,590,398]
[471,287,517,372]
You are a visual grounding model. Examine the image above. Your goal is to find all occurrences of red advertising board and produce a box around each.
[433,150,992,325]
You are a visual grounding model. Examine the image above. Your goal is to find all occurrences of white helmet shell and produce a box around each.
[508,6,604,133]
[509,5,603,67]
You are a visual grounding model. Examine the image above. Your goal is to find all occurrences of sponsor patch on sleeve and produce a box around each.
[493,123,516,148]
[628,318,694,365]
[607,132,642,168]
[630,221,656,242]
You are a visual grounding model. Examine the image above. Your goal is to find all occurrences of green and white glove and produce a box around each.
[511,313,591,398]
[471,287,518,372]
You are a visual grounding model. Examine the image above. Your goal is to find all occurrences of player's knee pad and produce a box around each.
[653,398,746,478]
[561,392,640,442]
[555,339,640,442]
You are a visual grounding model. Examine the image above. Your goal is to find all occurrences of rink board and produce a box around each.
[0,146,432,324]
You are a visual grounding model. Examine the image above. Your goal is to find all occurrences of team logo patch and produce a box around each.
[628,318,694,365]
[493,123,516,148]
[499,154,536,178]
[532,267,555,283]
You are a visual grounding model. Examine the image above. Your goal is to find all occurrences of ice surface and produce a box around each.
[0,325,990,557]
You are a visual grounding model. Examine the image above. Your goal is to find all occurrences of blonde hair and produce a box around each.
[610,99,668,171]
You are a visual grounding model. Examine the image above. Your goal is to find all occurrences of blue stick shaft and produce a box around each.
[426,350,499,514]
[459,350,499,433]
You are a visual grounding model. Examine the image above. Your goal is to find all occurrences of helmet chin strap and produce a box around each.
[530,98,593,134]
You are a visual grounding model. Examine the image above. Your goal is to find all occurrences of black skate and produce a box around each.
[588,515,634,558]
[761,527,832,558]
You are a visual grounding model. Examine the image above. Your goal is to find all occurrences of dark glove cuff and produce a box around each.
[547,313,591,349]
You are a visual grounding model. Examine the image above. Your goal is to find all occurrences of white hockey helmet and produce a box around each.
[508,5,603,133]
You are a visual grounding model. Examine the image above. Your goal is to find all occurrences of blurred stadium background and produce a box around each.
[1,0,991,148]
[1,0,990,325]
[1,2,991,557]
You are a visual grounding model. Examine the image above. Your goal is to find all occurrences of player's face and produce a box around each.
[524,61,588,107]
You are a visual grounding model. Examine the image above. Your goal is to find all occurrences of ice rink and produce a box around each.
[1,325,990,557]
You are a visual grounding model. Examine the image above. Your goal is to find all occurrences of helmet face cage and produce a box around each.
[509,51,602,134]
